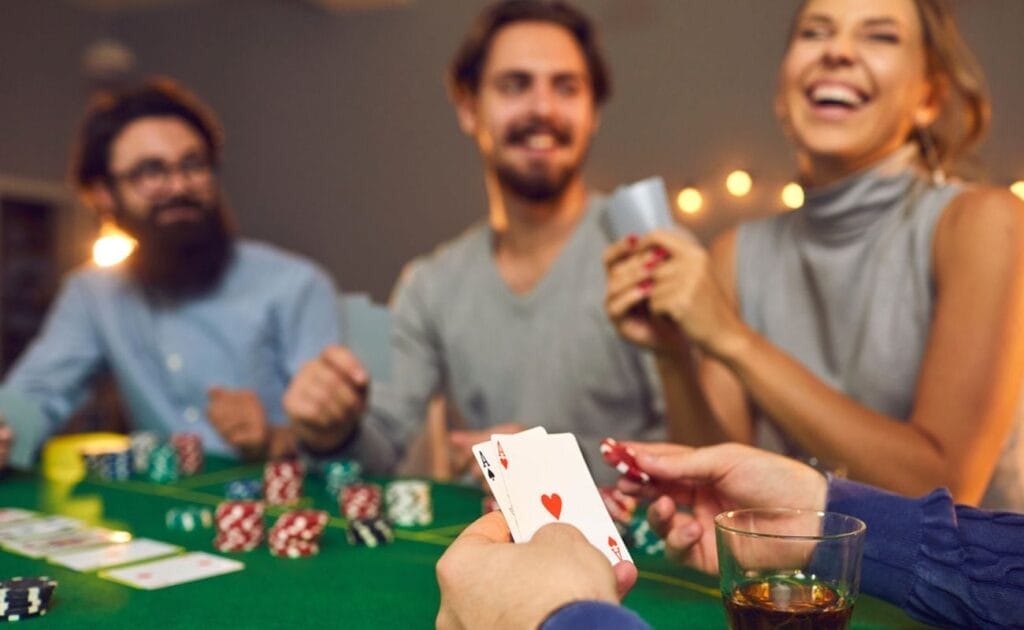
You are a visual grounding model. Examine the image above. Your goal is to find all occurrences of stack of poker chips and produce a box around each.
[213,501,265,552]
[323,459,363,497]
[267,509,328,558]
[148,444,179,483]
[624,511,664,556]
[384,480,433,527]
[264,460,305,506]
[339,484,382,520]
[0,577,58,622]
[129,431,160,473]
[171,432,204,476]
[84,449,132,481]
[165,506,213,532]
[225,479,263,500]
[346,517,394,548]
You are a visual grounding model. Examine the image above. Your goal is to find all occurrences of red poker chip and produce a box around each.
[599,438,651,484]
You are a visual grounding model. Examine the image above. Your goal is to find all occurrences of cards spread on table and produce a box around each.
[0,514,85,543]
[338,292,393,383]
[50,538,181,572]
[0,507,38,525]
[3,526,129,559]
[473,427,632,566]
[100,551,243,589]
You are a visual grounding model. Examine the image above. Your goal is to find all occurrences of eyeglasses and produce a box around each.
[110,155,214,195]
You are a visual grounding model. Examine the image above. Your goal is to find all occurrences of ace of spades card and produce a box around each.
[497,431,631,566]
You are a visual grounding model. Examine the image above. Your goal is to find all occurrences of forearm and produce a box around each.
[827,477,1024,628]
[721,332,950,497]
[654,351,731,446]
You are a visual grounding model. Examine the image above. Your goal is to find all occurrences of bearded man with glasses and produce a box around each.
[0,78,348,471]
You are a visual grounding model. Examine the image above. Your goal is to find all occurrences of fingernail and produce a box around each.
[654,246,669,259]
[626,234,638,247]
[643,256,661,270]
[638,279,653,291]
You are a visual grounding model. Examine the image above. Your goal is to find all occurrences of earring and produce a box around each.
[915,125,946,186]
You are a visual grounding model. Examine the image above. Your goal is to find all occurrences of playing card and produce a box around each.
[471,440,521,540]
[601,176,676,241]
[0,507,37,525]
[338,293,393,383]
[52,538,181,571]
[100,551,242,589]
[499,432,632,566]
[2,526,129,559]
[0,514,85,543]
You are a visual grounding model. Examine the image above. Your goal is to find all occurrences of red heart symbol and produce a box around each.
[541,493,562,519]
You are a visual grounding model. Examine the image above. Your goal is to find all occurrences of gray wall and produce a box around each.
[2,0,1023,300]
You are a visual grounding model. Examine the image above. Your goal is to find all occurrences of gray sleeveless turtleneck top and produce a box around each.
[736,148,1024,511]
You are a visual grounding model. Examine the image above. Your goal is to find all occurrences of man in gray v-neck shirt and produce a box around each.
[283,0,665,483]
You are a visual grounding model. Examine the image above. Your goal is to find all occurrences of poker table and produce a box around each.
[0,456,927,628]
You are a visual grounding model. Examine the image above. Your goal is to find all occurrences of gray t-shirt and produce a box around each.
[346,196,665,483]
[736,150,1024,511]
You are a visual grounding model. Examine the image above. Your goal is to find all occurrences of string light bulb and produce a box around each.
[781,182,805,210]
[725,170,753,198]
[676,187,703,215]
[1011,181,1024,201]
[92,222,135,267]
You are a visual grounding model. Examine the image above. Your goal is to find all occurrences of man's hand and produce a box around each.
[207,388,272,460]
[282,345,368,453]
[436,512,638,630]
[0,417,12,470]
[617,442,827,574]
[449,422,526,480]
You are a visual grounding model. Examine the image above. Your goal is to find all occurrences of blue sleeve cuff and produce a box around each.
[825,477,954,610]
[540,601,650,630]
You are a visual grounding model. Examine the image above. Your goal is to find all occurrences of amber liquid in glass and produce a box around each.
[723,577,853,630]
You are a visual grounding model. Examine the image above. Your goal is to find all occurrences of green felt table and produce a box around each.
[0,457,927,629]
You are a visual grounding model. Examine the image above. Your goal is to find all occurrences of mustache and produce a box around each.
[151,195,207,216]
[504,118,573,146]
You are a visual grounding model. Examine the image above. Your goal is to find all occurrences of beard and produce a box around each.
[115,194,234,300]
[494,116,587,203]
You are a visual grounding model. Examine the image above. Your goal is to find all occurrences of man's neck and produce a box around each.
[485,174,589,294]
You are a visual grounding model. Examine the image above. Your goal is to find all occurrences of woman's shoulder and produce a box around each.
[934,184,1024,269]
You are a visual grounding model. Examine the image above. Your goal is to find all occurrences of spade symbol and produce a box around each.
[487,468,495,481]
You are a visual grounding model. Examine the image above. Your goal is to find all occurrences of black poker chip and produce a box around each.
[0,577,57,622]
[346,517,394,547]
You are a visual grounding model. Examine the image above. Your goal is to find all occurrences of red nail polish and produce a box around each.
[654,246,669,259]
[626,234,638,247]
[638,279,653,291]
[643,257,660,270]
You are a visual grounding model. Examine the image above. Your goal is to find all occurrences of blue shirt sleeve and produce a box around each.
[1,275,105,466]
[540,601,650,630]
[827,477,1024,628]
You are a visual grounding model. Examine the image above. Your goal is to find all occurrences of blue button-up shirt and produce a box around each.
[0,240,339,467]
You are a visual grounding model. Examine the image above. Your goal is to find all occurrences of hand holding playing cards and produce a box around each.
[638,230,747,358]
[616,442,826,574]
[436,512,637,630]
[0,417,12,470]
[603,234,688,355]
[207,388,273,460]
[283,345,368,452]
